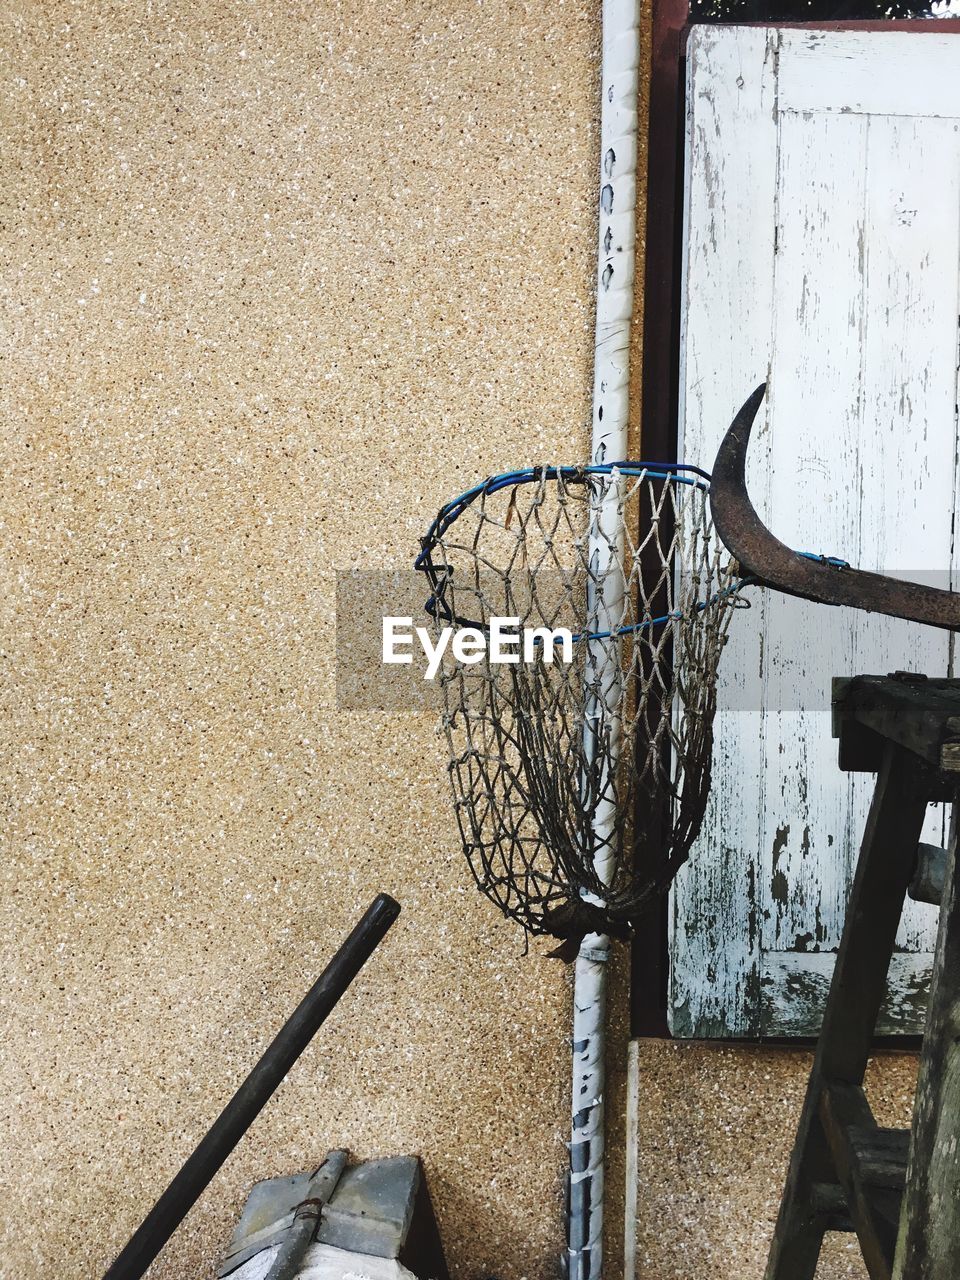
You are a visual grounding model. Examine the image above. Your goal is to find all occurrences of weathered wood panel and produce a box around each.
[778,31,960,120]
[672,27,960,1038]
[759,107,868,959]
[671,25,779,1038]
[762,953,932,1039]
[853,111,960,954]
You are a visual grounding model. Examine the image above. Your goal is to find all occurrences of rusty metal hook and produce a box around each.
[709,384,960,632]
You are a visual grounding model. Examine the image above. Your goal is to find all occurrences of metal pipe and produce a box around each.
[569,3,641,1278]
[102,893,401,1280]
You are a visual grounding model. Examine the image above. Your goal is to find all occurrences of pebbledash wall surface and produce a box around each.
[1,3,625,1277]
[0,4,919,1280]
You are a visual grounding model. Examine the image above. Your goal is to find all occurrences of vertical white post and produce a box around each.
[567,4,641,1280]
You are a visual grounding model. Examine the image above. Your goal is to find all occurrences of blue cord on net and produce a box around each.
[415,462,852,643]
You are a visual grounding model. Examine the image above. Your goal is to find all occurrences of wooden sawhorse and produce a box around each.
[766,674,960,1280]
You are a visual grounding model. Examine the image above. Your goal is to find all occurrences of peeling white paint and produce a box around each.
[673,26,960,1038]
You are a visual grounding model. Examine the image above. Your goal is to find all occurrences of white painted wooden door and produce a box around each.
[671,27,960,1038]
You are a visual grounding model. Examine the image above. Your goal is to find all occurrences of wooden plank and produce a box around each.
[852,115,960,622]
[809,1182,852,1234]
[758,105,868,961]
[765,744,928,1280]
[671,25,779,1037]
[849,1127,910,1193]
[760,951,931,1038]
[778,31,960,119]
[820,1083,902,1280]
[833,675,888,774]
[893,811,960,1280]
[838,677,960,769]
[852,109,960,956]
[755,103,954,965]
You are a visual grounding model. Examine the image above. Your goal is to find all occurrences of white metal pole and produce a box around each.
[568,3,640,1279]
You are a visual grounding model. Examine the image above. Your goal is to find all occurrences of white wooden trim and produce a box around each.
[779,30,960,118]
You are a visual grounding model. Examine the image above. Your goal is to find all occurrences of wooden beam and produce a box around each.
[765,743,928,1280]
[833,675,960,774]
[819,1082,905,1280]
[894,811,960,1280]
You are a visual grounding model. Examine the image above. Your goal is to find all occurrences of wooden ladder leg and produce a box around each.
[893,796,960,1280]
[763,1096,841,1280]
[765,743,930,1280]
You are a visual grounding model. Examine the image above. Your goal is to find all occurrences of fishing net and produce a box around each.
[416,464,745,942]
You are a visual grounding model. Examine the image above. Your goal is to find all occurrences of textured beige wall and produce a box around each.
[1,6,919,1280]
[0,2,628,1277]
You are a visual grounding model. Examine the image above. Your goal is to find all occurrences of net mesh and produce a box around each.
[417,466,742,941]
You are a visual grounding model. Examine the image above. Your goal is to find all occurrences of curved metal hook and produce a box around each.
[710,384,960,632]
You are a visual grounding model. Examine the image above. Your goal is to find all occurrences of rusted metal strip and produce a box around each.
[710,385,960,631]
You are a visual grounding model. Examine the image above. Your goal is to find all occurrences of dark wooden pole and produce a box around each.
[102,893,401,1280]
[764,747,927,1280]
